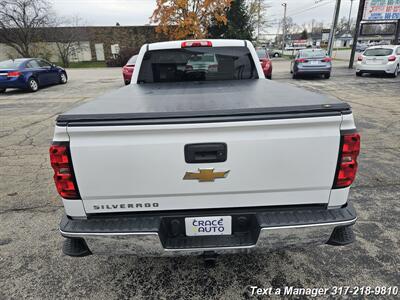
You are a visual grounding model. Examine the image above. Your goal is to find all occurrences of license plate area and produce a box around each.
[185,216,231,236]
[159,213,259,249]
[367,59,383,65]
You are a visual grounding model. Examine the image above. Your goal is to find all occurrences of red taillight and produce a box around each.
[123,65,134,74]
[7,71,21,77]
[295,58,307,63]
[388,55,396,62]
[333,132,361,189]
[181,41,212,48]
[49,142,80,199]
[357,55,363,61]
[323,57,332,62]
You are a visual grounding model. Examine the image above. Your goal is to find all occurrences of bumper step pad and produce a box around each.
[327,225,355,246]
[63,238,92,257]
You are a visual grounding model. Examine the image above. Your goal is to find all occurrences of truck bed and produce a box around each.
[57,80,351,126]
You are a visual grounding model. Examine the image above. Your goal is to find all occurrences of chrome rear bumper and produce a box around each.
[60,204,357,256]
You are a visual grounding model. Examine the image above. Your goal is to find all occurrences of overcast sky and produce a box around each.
[51,0,360,33]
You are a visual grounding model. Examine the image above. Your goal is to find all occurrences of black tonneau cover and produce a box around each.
[57,80,351,126]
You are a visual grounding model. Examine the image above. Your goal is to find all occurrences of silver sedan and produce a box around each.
[290,49,332,79]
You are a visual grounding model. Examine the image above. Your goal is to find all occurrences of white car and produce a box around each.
[185,53,218,73]
[356,45,400,77]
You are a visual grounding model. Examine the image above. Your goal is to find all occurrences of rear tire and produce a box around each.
[391,65,399,78]
[356,71,362,77]
[266,75,272,80]
[59,72,68,84]
[274,53,280,58]
[324,73,331,79]
[124,80,130,85]
[0,88,6,93]
[292,72,298,79]
[27,77,39,92]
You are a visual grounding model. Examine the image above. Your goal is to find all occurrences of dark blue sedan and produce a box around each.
[0,58,67,93]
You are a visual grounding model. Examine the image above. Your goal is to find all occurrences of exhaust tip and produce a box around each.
[63,238,92,257]
[327,225,355,246]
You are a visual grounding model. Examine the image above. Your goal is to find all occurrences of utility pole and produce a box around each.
[327,0,342,57]
[257,0,261,45]
[394,19,400,45]
[349,0,366,69]
[281,2,287,56]
[348,0,354,31]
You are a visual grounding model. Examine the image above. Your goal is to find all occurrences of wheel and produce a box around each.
[324,73,331,79]
[124,80,130,85]
[391,65,399,78]
[59,72,68,84]
[292,72,298,79]
[27,77,39,92]
[274,53,280,58]
[266,75,272,80]
[356,71,362,77]
[0,88,6,93]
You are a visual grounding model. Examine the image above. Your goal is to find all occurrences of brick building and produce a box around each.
[0,25,167,62]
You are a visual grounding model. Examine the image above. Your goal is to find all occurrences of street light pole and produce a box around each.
[348,0,354,31]
[281,2,287,56]
[327,0,342,57]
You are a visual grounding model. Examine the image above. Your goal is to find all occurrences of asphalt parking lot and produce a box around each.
[1,61,399,299]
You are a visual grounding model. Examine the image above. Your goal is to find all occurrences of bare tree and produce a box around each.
[248,0,271,40]
[50,16,88,67]
[0,0,52,57]
[284,17,301,35]
[335,16,355,36]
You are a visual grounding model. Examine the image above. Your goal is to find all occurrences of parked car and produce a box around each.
[122,55,137,85]
[267,48,281,58]
[185,53,219,73]
[0,58,67,93]
[256,49,272,79]
[290,49,332,79]
[52,39,359,258]
[356,45,400,77]
[356,43,368,52]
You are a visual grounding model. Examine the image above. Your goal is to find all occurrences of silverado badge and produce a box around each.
[183,168,230,182]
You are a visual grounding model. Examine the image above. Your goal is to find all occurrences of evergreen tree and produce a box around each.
[300,29,308,40]
[208,0,254,41]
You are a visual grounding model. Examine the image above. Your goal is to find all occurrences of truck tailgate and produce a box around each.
[67,116,341,213]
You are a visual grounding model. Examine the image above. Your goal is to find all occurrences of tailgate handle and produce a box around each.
[184,143,227,163]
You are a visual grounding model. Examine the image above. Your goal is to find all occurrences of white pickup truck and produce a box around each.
[50,39,360,258]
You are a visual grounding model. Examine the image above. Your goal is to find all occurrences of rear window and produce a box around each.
[127,55,138,65]
[300,49,326,58]
[256,49,268,59]
[364,48,393,56]
[0,59,25,69]
[137,47,258,83]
